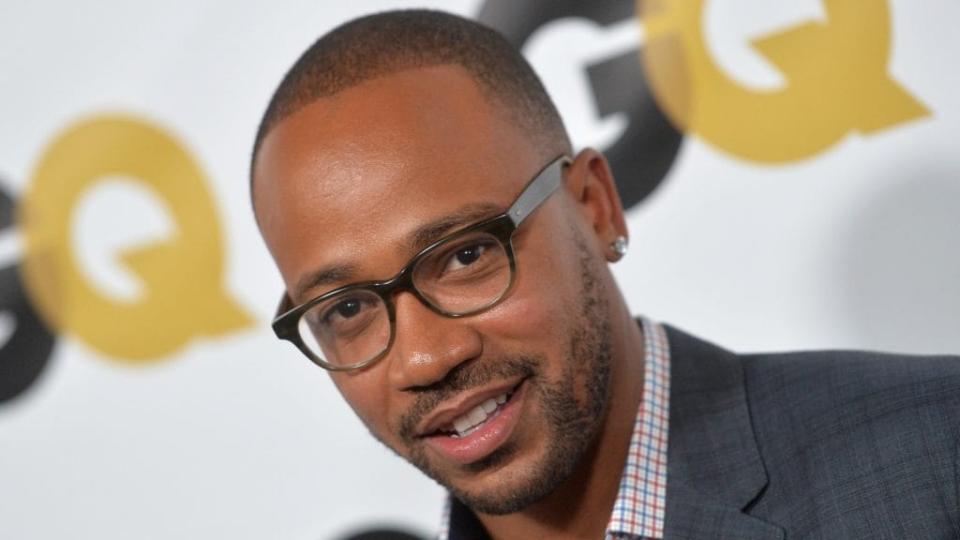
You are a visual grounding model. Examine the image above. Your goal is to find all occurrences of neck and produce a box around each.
[478,305,647,540]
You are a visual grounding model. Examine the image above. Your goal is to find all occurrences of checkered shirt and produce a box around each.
[437,317,671,540]
[606,317,670,539]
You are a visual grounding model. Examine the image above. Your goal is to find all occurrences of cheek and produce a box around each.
[473,235,583,353]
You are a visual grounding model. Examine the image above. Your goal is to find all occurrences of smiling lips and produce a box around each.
[448,392,509,437]
[420,380,527,465]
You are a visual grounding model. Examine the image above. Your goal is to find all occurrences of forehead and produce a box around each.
[253,65,544,292]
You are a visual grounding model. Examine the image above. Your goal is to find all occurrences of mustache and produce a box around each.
[398,355,538,441]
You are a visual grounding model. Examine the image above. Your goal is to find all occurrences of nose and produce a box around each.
[386,290,482,390]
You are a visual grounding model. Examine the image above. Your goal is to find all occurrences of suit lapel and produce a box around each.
[662,325,784,539]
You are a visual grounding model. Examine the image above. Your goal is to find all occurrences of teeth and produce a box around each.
[453,416,473,434]
[467,405,487,425]
[481,398,497,414]
[447,392,511,437]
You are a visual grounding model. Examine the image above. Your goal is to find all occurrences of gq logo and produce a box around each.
[0,115,252,404]
[640,0,929,161]
[478,0,928,204]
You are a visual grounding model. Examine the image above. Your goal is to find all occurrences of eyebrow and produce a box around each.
[291,202,503,302]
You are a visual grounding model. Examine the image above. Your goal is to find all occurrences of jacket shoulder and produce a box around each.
[740,348,960,537]
[740,348,960,434]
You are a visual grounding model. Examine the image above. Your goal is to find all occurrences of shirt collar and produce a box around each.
[606,317,671,539]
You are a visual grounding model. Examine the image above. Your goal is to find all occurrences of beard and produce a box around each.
[392,234,614,515]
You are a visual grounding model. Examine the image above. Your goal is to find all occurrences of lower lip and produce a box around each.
[423,381,527,466]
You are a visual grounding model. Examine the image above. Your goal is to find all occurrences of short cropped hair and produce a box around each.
[250,9,571,184]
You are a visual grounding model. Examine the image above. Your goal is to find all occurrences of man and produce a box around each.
[250,9,960,540]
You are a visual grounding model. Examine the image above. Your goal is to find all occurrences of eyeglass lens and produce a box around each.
[297,230,512,367]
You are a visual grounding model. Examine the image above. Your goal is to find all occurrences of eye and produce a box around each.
[329,299,361,320]
[303,290,384,344]
[445,243,488,272]
[320,295,377,326]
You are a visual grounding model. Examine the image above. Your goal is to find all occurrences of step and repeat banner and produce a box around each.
[1,1,958,538]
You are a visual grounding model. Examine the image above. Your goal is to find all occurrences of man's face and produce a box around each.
[254,65,616,514]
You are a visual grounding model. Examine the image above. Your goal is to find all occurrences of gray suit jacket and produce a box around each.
[665,325,960,539]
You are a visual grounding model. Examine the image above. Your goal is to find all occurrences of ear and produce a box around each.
[565,148,629,261]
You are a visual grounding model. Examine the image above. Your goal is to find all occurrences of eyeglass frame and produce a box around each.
[271,154,572,371]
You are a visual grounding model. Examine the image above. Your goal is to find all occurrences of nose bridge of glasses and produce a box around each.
[373,262,449,317]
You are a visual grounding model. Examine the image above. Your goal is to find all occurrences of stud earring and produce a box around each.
[610,236,628,259]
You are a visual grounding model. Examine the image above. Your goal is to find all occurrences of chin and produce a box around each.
[430,429,587,516]
[447,454,558,514]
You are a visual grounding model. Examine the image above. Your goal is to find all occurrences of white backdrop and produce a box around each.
[1,1,958,538]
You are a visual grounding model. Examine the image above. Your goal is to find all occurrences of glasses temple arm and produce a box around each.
[506,156,570,227]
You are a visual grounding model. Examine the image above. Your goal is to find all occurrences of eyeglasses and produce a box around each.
[272,155,571,371]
